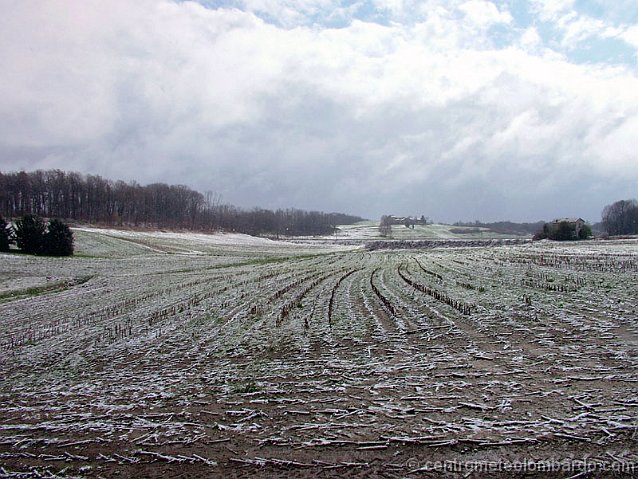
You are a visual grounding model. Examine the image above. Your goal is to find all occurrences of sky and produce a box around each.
[1,0,637,222]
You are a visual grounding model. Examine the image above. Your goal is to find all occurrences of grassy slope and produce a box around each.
[332,221,523,241]
[73,227,350,258]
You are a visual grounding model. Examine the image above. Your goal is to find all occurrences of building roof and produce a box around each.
[551,217,585,224]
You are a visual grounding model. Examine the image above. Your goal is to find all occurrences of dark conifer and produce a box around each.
[14,215,45,254]
[0,216,13,252]
[43,219,74,256]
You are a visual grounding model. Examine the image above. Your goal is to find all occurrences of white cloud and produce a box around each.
[237,0,341,26]
[459,0,512,28]
[531,0,638,57]
[620,25,638,49]
[520,26,542,51]
[531,0,575,22]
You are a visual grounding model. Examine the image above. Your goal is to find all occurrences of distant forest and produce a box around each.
[0,170,364,236]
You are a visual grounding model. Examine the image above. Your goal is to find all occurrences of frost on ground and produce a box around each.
[0,230,637,478]
[313,221,520,242]
[72,228,316,257]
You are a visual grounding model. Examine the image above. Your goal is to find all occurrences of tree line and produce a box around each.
[0,170,364,236]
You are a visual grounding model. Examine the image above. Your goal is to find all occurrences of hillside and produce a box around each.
[328,221,528,241]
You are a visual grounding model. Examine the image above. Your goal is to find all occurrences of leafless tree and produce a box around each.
[602,199,638,235]
[379,215,393,237]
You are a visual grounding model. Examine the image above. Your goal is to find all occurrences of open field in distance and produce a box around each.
[317,221,525,242]
[1,228,637,478]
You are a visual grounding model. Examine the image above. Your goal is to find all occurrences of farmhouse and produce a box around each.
[387,215,428,226]
[550,218,585,238]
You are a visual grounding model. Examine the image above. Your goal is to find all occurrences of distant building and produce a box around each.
[386,215,428,226]
[550,218,585,238]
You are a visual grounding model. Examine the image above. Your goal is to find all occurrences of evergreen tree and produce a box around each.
[578,224,592,240]
[14,215,45,254]
[43,219,74,256]
[0,216,13,252]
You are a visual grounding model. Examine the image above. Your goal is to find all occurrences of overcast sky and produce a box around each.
[1,0,637,222]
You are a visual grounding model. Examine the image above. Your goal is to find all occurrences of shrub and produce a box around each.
[43,219,74,256]
[552,221,575,241]
[14,215,46,254]
[578,224,592,240]
[533,223,549,241]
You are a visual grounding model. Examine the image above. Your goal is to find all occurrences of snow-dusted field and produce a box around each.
[73,227,335,257]
[0,230,637,478]
[319,221,521,241]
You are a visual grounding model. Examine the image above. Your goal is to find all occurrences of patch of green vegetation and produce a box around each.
[232,381,259,394]
[147,253,327,276]
[0,249,27,256]
[242,252,328,267]
[0,275,93,304]
[73,253,103,259]
[0,282,68,304]
[188,314,217,328]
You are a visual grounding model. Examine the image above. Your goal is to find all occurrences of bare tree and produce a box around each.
[602,199,638,235]
[379,215,393,237]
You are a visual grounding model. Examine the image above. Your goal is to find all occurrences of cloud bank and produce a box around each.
[1,0,637,222]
